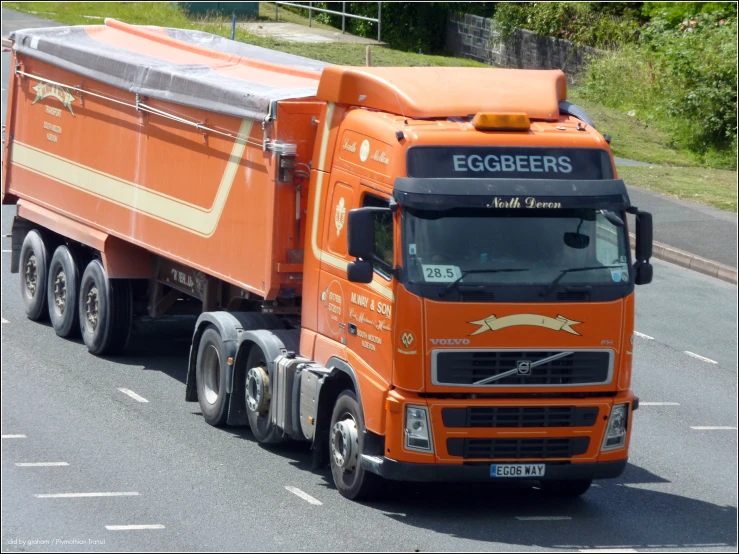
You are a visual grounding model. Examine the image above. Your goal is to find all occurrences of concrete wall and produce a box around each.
[446,12,601,82]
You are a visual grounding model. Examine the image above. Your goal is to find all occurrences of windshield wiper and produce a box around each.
[439,268,529,298]
[539,265,623,298]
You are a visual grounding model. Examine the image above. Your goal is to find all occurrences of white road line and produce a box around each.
[2,434,26,439]
[15,462,69,467]
[105,524,165,531]
[640,402,680,406]
[684,351,718,364]
[1,249,11,253]
[516,516,572,521]
[634,331,654,340]
[1,317,9,324]
[284,486,322,505]
[35,492,140,498]
[117,388,149,403]
[691,426,737,431]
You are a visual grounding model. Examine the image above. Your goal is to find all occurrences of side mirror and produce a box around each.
[347,208,378,260]
[564,232,590,249]
[634,210,653,261]
[347,260,373,283]
[634,261,653,285]
[633,209,653,285]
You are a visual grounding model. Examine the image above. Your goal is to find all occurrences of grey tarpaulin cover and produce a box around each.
[11,20,329,121]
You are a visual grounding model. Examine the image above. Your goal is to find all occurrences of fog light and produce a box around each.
[602,403,629,451]
[405,405,433,453]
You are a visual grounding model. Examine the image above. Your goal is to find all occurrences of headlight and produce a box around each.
[601,403,629,451]
[405,405,433,453]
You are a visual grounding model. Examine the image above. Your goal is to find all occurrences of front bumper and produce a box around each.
[361,455,627,483]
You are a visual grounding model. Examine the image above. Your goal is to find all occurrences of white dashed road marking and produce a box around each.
[35,492,140,498]
[691,426,737,431]
[1,317,9,324]
[684,351,718,364]
[1,249,11,253]
[633,331,654,340]
[105,525,165,531]
[284,486,322,505]
[516,516,572,521]
[15,462,69,467]
[2,434,26,439]
[640,402,680,406]
[117,388,149,403]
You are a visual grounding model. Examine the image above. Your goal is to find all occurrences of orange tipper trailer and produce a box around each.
[3,20,655,500]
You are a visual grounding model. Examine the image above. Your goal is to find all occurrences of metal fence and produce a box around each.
[274,2,382,42]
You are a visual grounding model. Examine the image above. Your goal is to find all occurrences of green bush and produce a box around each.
[581,10,737,168]
[492,2,643,49]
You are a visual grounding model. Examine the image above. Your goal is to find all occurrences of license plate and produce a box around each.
[490,464,546,478]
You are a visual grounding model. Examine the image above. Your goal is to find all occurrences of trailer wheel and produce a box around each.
[540,479,592,497]
[19,230,49,321]
[245,344,286,444]
[78,259,132,355]
[47,246,80,338]
[329,390,381,500]
[196,326,230,426]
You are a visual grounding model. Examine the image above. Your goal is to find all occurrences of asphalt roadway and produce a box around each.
[1,41,738,554]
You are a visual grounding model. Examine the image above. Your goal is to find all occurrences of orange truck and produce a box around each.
[2,20,654,500]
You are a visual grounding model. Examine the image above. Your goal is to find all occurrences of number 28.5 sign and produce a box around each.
[421,265,462,283]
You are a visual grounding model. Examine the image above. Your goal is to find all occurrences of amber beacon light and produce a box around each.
[472,112,531,131]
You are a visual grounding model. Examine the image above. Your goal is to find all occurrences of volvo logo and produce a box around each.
[430,338,471,346]
[516,360,532,375]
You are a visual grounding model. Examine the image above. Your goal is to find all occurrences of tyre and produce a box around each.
[78,259,132,355]
[196,326,229,427]
[245,344,286,444]
[329,390,381,501]
[540,479,592,497]
[19,230,49,321]
[47,246,80,338]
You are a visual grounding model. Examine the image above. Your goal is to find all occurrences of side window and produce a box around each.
[363,193,394,277]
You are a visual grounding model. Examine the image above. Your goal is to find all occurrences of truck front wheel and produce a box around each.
[19,230,49,321]
[329,390,381,500]
[78,259,132,355]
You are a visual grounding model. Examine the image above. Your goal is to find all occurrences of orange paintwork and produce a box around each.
[3,23,635,468]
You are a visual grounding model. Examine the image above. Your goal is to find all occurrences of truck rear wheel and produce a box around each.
[78,259,132,355]
[245,344,286,444]
[196,326,230,426]
[19,230,49,321]
[329,390,381,500]
[47,246,80,338]
[540,479,592,497]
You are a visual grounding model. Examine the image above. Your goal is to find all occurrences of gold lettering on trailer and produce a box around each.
[46,133,58,143]
[45,105,62,118]
[43,122,62,134]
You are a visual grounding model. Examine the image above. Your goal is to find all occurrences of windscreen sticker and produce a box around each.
[422,265,462,282]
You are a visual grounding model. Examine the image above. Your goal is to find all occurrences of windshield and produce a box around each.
[402,207,630,289]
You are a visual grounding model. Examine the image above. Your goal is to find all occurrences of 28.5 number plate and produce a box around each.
[490,464,546,478]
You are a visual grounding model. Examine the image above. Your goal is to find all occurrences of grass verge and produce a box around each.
[618,166,737,212]
[568,89,701,167]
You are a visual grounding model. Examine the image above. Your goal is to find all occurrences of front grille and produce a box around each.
[441,406,599,428]
[447,437,590,459]
[434,350,612,387]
